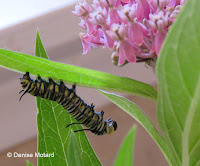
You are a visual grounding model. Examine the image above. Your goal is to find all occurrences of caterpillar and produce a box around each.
[19,72,117,135]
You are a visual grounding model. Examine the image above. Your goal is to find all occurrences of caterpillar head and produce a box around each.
[112,121,118,131]
[106,119,118,135]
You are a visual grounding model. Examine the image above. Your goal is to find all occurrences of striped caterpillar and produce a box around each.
[19,72,117,135]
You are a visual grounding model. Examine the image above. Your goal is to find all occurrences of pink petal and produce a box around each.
[82,33,93,42]
[79,32,104,54]
[90,36,105,47]
[141,0,150,19]
[137,0,143,22]
[129,23,143,46]
[137,0,150,22]
[72,6,85,17]
[118,48,126,66]
[80,33,92,54]
[78,19,87,29]
[120,40,136,63]
[156,31,166,55]
[118,10,129,23]
[97,29,104,37]
[118,23,128,38]
[82,43,91,54]
[85,19,96,34]
[150,30,166,55]
[108,9,120,25]
[104,30,114,48]
[82,1,93,13]
[106,30,119,41]
[150,38,156,53]
[138,22,149,37]
[168,0,177,7]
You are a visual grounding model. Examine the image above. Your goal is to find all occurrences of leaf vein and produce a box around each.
[51,102,68,166]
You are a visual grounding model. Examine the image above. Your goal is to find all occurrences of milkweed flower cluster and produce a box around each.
[73,0,185,66]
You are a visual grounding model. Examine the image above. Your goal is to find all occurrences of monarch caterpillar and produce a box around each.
[19,72,117,135]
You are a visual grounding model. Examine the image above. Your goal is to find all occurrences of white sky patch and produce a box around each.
[0,0,79,30]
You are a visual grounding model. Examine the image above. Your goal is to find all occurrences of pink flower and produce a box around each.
[107,24,139,65]
[149,10,169,54]
[72,1,93,17]
[72,1,95,34]
[73,0,184,66]
[118,4,145,46]
[89,7,114,48]
[80,32,104,54]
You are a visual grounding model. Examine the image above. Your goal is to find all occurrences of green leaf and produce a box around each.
[113,125,137,166]
[35,29,48,59]
[99,90,173,165]
[67,130,82,166]
[157,1,200,166]
[37,98,101,166]
[0,49,157,101]
[35,31,101,166]
[26,160,34,166]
